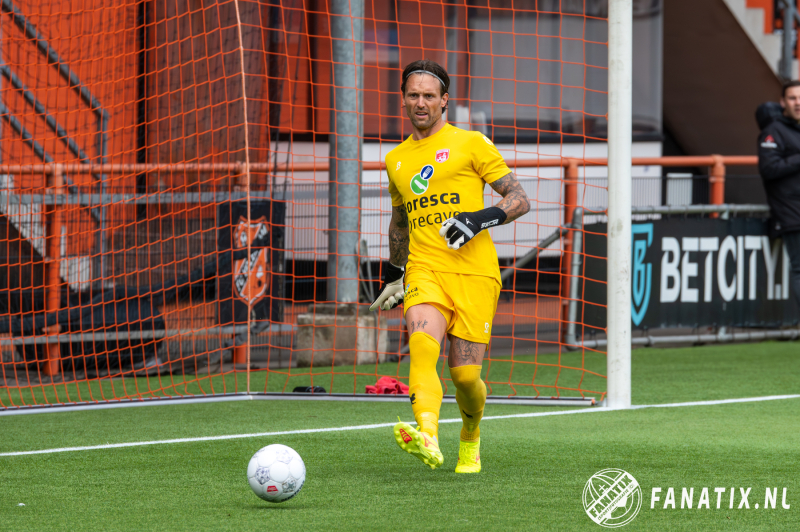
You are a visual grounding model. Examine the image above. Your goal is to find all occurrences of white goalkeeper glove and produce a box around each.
[439,207,507,250]
[369,262,405,311]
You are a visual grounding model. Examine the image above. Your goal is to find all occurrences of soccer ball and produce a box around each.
[247,444,306,503]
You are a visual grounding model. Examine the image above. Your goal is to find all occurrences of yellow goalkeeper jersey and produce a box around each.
[385,123,511,282]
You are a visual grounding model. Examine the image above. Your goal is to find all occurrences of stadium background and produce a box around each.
[0,0,794,409]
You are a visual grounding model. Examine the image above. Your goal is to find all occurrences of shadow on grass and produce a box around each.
[246,503,307,511]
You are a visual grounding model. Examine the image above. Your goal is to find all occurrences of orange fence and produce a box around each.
[0,155,761,383]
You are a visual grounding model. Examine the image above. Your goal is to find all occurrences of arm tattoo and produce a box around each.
[449,337,486,365]
[394,205,408,229]
[388,205,410,267]
[490,172,531,224]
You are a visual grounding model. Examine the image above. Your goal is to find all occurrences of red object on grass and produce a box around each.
[365,376,409,395]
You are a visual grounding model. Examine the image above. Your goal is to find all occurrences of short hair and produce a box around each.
[401,59,450,97]
[783,80,800,97]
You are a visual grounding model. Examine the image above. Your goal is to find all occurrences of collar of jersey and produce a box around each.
[407,122,452,145]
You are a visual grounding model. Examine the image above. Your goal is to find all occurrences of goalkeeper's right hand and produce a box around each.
[369,262,405,311]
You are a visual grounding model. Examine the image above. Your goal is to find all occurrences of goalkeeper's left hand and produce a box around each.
[369,262,405,312]
[439,206,507,250]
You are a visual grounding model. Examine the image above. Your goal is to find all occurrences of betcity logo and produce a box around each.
[628,224,791,325]
[631,224,653,326]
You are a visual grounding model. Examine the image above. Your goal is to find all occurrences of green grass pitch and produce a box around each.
[1,342,799,531]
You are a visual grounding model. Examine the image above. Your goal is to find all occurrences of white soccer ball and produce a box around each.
[247,444,306,503]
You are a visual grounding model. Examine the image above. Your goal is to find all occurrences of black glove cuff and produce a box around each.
[384,262,405,283]
[473,206,507,229]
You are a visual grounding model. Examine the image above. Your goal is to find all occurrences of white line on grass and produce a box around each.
[2,394,798,458]
[629,394,800,409]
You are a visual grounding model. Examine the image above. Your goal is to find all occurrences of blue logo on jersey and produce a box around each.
[631,224,653,326]
[420,165,434,180]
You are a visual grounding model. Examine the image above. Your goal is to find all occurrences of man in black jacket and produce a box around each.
[758,80,800,308]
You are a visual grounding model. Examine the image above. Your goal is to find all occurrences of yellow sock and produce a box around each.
[450,365,486,442]
[408,331,443,438]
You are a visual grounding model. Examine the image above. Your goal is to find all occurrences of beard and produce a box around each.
[409,110,440,130]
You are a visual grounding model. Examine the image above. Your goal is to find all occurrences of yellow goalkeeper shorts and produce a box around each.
[403,266,501,344]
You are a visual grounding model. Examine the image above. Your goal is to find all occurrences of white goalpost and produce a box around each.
[606,0,633,409]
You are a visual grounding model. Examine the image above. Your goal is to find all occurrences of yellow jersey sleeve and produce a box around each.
[470,133,511,185]
[386,161,404,207]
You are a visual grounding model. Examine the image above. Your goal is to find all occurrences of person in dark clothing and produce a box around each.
[757,80,800,308]
[756,101,783,130]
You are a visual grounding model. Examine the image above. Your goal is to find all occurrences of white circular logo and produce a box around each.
[582,469,642,528]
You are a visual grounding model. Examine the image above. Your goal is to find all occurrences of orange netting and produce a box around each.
[0,0,611,410]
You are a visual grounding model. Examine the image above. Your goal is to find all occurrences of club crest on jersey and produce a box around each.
[435,149,449,163]
[410,164,434,195]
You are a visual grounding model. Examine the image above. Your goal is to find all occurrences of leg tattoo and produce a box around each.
[449,336,486,366]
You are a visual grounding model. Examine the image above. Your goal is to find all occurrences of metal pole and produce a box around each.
[446,2,458,120]
[98,111,108,284]
[327,0,363,304]
[43,166,64,376]
[561,161,579,332]
[565,207,583,348]
[606,0,632,409]
[782,0,796,80]
[578,328,800,349]
[499,227,569,283]
[709,155,725,219]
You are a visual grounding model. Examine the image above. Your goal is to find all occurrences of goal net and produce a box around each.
[0,0,617,411]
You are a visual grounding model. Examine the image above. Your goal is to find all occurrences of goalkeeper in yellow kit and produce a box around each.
[370,59,530,473]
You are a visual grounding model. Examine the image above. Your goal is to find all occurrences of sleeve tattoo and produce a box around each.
[490,172,531,224]
[388,205,410,267]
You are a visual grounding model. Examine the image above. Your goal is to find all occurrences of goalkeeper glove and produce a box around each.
[369,262,405,311]
[439,206,507,250]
